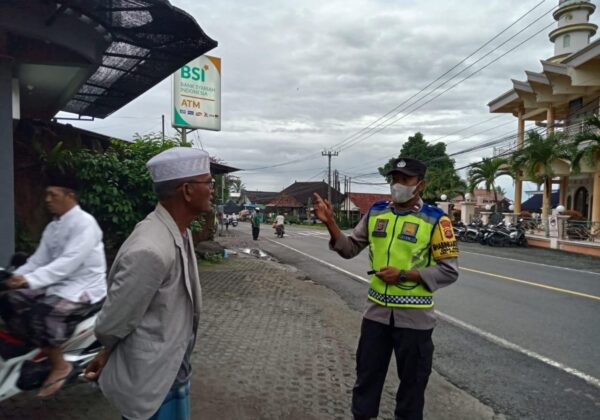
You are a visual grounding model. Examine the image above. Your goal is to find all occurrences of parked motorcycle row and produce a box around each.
[452,219,528,247]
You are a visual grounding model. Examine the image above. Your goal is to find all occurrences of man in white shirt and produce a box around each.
[275,213,285,227]
[0,175,106,397]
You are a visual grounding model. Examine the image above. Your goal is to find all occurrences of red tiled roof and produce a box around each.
[348,193,391,215]
[266,193,304,208]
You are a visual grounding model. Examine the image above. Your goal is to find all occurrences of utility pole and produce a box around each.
[322,150,338,203]
[161,114,165,143]
[348,177,352,224]
[345,176,350,221]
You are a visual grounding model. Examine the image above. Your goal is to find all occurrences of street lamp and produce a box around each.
[556,205,565,213]
[465,193,472,201]
[440,194,448,201]
[509,204,515,212]
[485,204,492,211]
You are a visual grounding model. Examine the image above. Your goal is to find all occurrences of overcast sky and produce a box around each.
[58,0,600,199]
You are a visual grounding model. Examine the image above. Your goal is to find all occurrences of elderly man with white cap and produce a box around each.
[84,147,213,420]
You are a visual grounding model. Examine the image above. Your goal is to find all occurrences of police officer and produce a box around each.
[313,157,459,420]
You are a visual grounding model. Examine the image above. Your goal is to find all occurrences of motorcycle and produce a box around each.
[275,224,284,238]
[464,220,484,243]
[0,259,103,401]
[487,220,527,247]
[452,221,466,241]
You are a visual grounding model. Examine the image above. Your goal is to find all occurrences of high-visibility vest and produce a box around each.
[367,200,444,308]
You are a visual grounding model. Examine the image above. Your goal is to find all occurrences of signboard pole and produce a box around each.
[174,127,197,146]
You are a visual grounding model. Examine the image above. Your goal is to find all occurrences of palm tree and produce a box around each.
[467,157,512,211]
[571,116,600,174]
[228,177,244,193]
[425,166,468,202]
[510,130,571,227]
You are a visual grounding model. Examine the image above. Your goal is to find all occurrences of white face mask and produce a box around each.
[391,182,418,204]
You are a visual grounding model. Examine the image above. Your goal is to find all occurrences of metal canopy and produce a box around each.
[2,0,218,119]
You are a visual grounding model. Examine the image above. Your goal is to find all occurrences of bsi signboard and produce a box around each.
[172,55,221,131]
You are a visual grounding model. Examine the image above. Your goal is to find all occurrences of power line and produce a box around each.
[238,1,551,173]
[429,114,507,142]
[337,9,557,152]
[328,0,548,151]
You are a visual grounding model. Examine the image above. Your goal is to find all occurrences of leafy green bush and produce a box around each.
[64,134,194,256]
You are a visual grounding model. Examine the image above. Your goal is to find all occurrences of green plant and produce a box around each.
[378,132,466,201]
[510,131,571,224]
[571,116,600,173]
[15,221,37,255]
[468,157,512,211]
[60,133,205,255]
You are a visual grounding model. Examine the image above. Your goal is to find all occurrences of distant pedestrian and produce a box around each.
[314,157,459,420]
[85,147,211,420]
[251,208,261,240]
[216,206,224,236]
[274,212,285,238]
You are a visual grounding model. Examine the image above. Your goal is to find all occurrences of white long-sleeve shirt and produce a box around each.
[15,205,107,303]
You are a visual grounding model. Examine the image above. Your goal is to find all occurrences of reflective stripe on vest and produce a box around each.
[367,205,442,309]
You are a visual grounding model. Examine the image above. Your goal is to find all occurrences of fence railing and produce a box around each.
[564,220,600,243]
[519,217,600,243]
[520,217,545,234]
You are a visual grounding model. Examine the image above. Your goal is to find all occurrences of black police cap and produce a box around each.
[385,157,427,178]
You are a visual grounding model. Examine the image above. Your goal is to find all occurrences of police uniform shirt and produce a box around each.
[330,199,459,330]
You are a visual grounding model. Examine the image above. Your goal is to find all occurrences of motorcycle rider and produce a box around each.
[0,172,106,397]
[275,212,285,238]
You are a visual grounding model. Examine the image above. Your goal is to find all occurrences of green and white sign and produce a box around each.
[172,55,221,131]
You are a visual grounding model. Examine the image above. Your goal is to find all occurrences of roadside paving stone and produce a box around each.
[0,228,500,419]
[0,249,397,419]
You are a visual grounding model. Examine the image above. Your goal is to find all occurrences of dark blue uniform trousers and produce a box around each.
[352,317,434,420]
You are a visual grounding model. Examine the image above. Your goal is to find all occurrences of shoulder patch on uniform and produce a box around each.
[421,203,445,218]
[370,200,390,211]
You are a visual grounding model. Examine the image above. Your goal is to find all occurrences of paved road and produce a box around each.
[248,224,600,420]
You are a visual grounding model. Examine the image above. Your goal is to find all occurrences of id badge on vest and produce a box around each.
[398,221,419,243]
[372,218,388,237]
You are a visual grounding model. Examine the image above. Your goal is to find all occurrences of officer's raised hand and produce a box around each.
[313,193,342,243]
[313,193,334,223]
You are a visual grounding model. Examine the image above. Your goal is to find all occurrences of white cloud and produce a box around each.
[56,0,600,197]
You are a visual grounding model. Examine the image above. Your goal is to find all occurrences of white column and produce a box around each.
[460,202,475,224]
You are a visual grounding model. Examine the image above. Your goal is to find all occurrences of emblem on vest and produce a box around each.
[372,218,389,237]
[439,219,454,239]
[399,222,419,243]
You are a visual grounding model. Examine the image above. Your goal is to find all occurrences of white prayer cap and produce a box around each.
[146,147,210,183]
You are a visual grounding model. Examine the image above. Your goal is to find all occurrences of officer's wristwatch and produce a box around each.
[397,270,408,283]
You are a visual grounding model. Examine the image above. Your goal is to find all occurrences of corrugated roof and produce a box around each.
[60,0,218,118]
[282,181,344,205]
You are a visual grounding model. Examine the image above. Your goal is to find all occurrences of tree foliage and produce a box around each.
[467,157,512,208]
[510,130,570,220]
[510,130,570,182]
[378,132,467,201]
[63,133,187,253]
[571,115,600,174]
